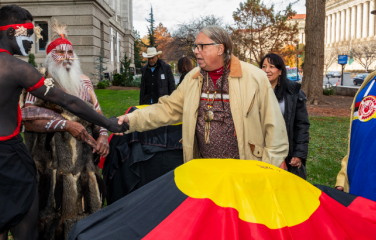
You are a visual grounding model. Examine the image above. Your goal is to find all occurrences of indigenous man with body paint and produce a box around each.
[0,5,127,240]
[20,19,110,239]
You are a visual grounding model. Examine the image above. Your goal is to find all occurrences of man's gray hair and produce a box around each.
[200,25,233,63]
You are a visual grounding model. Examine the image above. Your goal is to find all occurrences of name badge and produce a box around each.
[161,74,165,79]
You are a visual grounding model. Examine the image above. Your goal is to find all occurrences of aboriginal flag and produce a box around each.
[68,159,376,239]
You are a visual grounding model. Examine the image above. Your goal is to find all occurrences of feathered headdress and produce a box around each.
[46,18,72,55]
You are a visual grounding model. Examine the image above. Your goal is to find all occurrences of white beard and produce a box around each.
[45,53,83,98]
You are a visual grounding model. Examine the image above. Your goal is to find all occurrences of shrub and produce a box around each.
[323,88,335,96]
[28,54,38,68]
[96,81,107,89]
[112,73,123,86]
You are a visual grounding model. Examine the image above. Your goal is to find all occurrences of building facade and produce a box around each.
[289,14,306,45]
[325,0,376,71]
[0,0,135,82]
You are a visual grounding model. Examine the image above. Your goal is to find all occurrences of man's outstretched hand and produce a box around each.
[113,115,129,136]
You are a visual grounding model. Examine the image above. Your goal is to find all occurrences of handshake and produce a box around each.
[107,115,129,134]
[112,115,129,136]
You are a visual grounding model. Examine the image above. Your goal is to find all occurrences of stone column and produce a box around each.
[370,0,375,36]
[357,4,362,39]
[363,1,369,38]
[332,13,336,43]
[336,12,341,42]
[346,8,351,40]
[327,15,331,44]
[351,5,357,39]
[341,9,346,41]
[337,13,340,42]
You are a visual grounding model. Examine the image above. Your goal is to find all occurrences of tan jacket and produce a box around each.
[336,70,376,192]
[126,56,289,166]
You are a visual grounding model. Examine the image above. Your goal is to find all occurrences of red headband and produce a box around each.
[46,38,72,55]
[0,22,34,31]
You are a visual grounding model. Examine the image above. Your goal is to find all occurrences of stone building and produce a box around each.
[325,0,376,71]
[289,14,306,45]
[0,0,135,82]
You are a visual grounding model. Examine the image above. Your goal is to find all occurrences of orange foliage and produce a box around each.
[155,23,172,60]
[140,23,173,61]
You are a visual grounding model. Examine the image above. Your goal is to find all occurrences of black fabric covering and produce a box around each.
[102,106,183,205]
[67,171,187,240]
[106,143,183,204]
[0,135,37,232]
[315,184,357,207]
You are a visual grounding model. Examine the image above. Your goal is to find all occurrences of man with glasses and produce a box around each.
[116,26,288,166]
[139,47,175,104]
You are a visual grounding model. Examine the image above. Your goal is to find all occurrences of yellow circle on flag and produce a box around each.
[174,159,321,229]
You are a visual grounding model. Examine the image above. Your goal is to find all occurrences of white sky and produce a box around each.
[133,0,306,37]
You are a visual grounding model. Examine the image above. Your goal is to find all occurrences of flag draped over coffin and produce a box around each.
[68,159,376,240]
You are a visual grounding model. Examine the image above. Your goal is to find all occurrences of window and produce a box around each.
[100,22,104,52]
[117,32,120,63]
[110,27,114,62]
[36,22,48,52]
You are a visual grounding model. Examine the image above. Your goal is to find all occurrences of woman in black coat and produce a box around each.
[177,57,193,86]
[260,53,310,178]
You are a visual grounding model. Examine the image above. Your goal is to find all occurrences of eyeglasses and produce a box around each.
[192,43,219,52]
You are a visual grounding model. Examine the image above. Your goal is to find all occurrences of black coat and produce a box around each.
[178,72,188,86]
[139,59,175,105]
[283,80,310,165]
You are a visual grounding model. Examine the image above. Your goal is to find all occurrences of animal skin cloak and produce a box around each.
[22,98,105,240]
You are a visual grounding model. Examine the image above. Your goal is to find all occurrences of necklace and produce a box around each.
[204,73,217,144]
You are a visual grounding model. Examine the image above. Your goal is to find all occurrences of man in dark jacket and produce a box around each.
[139,47,175,105]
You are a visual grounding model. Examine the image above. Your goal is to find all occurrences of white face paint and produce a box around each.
[15,35,34,56]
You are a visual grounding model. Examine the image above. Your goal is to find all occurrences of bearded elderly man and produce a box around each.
[24,22,109,156]
[117,26,289,166]
[21,20,111,238]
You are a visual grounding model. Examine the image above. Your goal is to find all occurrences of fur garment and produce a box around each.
[24,99,105,240]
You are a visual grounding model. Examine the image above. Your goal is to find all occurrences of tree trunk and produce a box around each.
[302,0,326,105]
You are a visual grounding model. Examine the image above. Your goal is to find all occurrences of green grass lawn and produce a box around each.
[306,117,349,187]
[95,89,140,117]
[95,89,350,188]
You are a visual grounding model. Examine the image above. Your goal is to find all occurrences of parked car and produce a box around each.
[287,73,301,81]
[353,74,368,85]
[326,71,341,78]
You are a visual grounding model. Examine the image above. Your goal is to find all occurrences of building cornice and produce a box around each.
[326,0,370,15]
[0,0,115,16]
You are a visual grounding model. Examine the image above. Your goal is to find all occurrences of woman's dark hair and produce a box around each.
[0,5,33,26]
[260,53,287,102]
[178,57,193,74]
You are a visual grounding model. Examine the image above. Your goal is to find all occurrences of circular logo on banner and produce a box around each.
[359,96,376,122]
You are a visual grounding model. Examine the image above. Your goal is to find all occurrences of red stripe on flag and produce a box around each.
[143,193,376,240]
[347,196,376,224]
